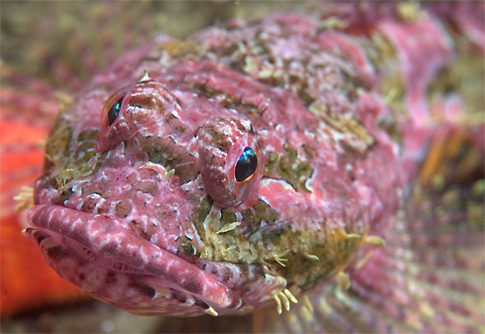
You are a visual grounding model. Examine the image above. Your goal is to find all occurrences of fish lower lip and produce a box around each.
[25,204,243,312]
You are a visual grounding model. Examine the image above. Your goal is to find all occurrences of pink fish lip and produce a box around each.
[25,203,245,315]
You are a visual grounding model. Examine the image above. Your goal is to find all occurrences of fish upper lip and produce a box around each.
[26,203,243,311]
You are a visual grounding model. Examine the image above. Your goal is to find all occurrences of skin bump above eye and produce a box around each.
[96,80,180,153]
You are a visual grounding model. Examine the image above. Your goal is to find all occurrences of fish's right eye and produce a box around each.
[97,79,174,153]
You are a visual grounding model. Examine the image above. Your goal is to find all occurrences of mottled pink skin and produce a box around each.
[379,17,454,188]
[24,9,464,317]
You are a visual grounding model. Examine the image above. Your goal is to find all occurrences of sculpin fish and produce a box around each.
[4,2,483,333]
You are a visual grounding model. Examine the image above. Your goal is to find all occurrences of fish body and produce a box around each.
[2,2,484,332]
[29,22,400,315]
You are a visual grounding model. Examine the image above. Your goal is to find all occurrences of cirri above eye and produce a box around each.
[198,117,264,209]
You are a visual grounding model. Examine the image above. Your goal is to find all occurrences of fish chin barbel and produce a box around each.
[23,8,481,319]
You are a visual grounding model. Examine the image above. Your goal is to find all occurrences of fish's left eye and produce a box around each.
[97,86,132,152]
[100,88,131,128]
[198,117,264,209]
[235,147,258,182]
[107,95,125,126]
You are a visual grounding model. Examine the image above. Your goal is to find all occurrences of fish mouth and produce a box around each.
[24,203,244,316]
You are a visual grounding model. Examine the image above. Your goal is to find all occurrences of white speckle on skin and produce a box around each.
[261,177,296,191]
[101,320,115,333]
[191,222,205,248]
[305,169,316,193]
[172,108,180,119]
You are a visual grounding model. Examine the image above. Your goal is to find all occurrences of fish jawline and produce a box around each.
[24,203,243,316]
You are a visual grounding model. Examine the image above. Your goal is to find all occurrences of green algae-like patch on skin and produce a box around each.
[198,208,260,264]
[144,136,199,184]
[242,200,279,230]
[318,109,376,154]
[365,31,408,118]
[427,43,485,118]
[259,227,363,289]
[44,115,102,191]
[190,196,363,291]
[264,144,314,193]
[44,115,72,170]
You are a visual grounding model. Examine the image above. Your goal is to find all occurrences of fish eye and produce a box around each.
[100,88,130,129]
[235,147,258,182]
[97,80,178,153]
[198,117,263,208]
[108,95,125,126]
[97,86,132,152]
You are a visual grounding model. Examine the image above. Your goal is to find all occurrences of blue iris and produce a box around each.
[235,146,258,182]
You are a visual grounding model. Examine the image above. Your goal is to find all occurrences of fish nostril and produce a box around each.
[36,234,47,244]
[172,292,187,304]
[137,286,156,299]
